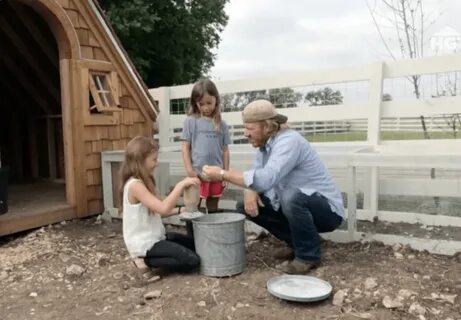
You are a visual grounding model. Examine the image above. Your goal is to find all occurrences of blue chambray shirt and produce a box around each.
[243,129,345,218]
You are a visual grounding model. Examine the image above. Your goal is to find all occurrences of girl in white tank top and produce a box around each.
[120,136,201,273]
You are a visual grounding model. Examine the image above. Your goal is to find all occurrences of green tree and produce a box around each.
[222,90,267,112]
[221,88,302,111]
[304,87,343,106]
[98,0,228,87]
[268,88,303,108]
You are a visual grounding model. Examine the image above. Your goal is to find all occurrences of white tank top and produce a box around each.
[122,178,166,258]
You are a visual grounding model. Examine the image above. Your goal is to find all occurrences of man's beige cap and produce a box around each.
[242,99,288,123]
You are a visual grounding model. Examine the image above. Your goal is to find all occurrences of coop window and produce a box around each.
[89,72,120,114]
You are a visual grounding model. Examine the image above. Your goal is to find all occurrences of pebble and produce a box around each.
[382,295,403,309]
[144,290,162,300]
[398,289,417,299]
[394,252,404,259]
[409,302,426,316]
[0,271,8,281]
[332,289,347,306]
[364,277,377,290]
[112,272,123,280]
[66,264,85,276]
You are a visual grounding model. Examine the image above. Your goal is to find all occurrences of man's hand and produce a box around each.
[244,189,264,217]
[201,165,221,181]
[202,165,247,189]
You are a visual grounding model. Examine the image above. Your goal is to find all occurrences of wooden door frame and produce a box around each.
[18,0,87,216]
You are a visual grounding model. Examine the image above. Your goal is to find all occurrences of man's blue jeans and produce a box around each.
[236,188,342,262]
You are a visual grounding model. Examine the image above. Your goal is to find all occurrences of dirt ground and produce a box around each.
[1,217,460,320]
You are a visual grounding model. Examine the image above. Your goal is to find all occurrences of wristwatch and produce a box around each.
[219,169,225,181]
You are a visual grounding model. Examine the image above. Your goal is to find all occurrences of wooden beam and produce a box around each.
[59,59,76,209]
[8,2,59,70]
[0,46,53,114]
[70,59,88,216]
[27,116,39,179]
[0,15,60,104]
[9,111,24,180]
[0,204,75,236]
[47,118,57,179]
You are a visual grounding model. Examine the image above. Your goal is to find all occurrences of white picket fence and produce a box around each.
[168,116,459,144]
[349,116,460,133]
[102,53,461,255]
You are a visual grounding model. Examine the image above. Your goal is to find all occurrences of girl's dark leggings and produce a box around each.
[144,232,200,272]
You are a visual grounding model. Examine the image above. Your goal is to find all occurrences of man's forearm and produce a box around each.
[222,170,247,188]
[223,149,230,170]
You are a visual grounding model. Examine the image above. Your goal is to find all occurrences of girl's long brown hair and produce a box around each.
[118,136,159,210]
[188,78,222,132]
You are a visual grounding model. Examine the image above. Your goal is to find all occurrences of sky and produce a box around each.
[210,0,461,81]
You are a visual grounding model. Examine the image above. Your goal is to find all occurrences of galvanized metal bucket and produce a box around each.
[192,213,246,277]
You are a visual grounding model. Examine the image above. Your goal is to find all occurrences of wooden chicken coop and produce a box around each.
[0,0,158,236]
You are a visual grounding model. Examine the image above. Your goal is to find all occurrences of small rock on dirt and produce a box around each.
[65,264,85,276]
[0,271,8,281]
[394,252,404,259]
[333,289,347,306]
[364,277,377,290]
[382,295,403,309]
[408,302,426,316]
[398,289,417,299]
[143,290,162,300]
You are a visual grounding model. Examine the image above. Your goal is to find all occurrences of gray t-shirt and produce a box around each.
[181,116,231,173]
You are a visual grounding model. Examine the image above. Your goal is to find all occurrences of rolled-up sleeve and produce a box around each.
[243,151,262,188]
[244,135,300,192]
[243,168,256,188]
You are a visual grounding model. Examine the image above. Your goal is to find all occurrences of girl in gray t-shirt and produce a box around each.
[181,79,230,213]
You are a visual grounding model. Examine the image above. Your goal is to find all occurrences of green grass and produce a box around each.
[304,131,459,143]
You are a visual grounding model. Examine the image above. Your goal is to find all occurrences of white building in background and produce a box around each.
[430,26,461,55]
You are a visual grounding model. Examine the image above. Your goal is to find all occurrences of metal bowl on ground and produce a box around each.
[267,275,332,302]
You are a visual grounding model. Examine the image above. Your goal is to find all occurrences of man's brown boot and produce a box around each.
[273,247,295,260]
[277,259,320,275]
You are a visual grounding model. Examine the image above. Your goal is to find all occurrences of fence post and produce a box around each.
[156,87,171,148]
[154,162,171,197]
[366,62,384,221]
[347,165,357,240]
[367,62,384,146]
